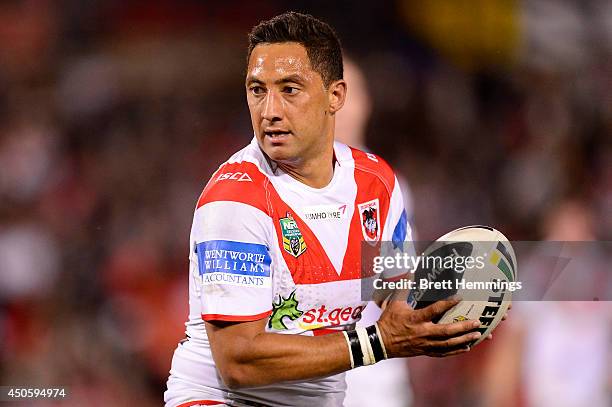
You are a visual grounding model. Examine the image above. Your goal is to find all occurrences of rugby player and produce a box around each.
[165,12,484,407]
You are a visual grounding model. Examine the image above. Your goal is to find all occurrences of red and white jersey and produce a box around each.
[165,138,412,407]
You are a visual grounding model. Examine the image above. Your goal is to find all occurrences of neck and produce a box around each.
[275,145,335,189]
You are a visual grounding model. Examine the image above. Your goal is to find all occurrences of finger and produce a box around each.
[416,296,461,322]
[428,331,481,349]
[487,334,493,340]
[427,319,481,338]
[503,303,511,318]
[429,345,472,358]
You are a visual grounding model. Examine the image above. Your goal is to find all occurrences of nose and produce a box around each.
[262,90,282,122]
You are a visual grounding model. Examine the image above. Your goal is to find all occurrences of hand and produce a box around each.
[377,296,482,358]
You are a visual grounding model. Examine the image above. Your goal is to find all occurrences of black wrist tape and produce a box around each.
[346,329,364,367]
[366,325,385,363]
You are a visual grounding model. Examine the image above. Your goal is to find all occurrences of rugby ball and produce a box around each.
[408,226,517,346]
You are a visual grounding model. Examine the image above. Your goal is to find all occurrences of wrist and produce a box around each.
[374,319,394,359]
[342,323,388,369]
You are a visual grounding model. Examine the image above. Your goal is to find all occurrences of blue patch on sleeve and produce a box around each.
[392,210,408,249]
[195,240,271,277]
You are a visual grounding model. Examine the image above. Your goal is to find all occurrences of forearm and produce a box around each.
[206,296,480,389]
[207,322,351,388]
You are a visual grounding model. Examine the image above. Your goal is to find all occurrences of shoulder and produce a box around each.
[343,143,396,196]
[196,141,271,215]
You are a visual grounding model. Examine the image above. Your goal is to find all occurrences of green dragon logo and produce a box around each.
[268,291,303,330]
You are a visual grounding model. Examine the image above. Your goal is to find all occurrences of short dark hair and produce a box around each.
[247,12,343,88]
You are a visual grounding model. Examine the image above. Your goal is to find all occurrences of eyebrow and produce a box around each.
[246,74,306,86]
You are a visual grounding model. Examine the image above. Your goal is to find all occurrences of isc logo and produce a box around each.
[366,153,379,162]
[216,172,252,182]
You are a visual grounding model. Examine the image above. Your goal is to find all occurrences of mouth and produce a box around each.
[263,130,292,141]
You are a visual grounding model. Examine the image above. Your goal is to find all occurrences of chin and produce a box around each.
[260,140,297,162]
[265,147,296,163]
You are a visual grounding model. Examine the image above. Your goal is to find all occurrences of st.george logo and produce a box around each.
[279,212,307,257]
[358,199,380,242]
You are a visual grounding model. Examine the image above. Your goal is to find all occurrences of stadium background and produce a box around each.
[0,1,610,405]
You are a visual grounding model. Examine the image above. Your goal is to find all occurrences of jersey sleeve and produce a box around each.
[191,179,274,322]
[380,175,416,280]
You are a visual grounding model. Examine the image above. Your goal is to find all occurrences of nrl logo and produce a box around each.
[279,212,307,257]
[268,290,303,330]
[358,199,380,243]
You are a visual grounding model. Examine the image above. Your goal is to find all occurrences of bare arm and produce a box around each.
[195,198,347,388]
[206,297,481,389]
[206,318,350,389]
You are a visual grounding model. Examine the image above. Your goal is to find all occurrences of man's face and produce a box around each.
[246,42,332,164]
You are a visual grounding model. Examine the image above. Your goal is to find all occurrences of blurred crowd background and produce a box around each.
[0,1,610,406]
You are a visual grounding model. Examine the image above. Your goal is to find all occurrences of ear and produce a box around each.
[327,79,347,114]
